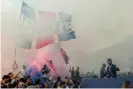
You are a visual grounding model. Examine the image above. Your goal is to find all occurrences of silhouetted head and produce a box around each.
[2,75,10,82]
[122,81,133,88]
[22,65,26,69]
[8,72,14,77]
[107,59,112,65]
[102,64,106,67]
[44,65,47,68]
[57,77,61,82]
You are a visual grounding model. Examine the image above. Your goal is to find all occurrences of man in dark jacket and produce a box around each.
[105,59,120,78]
[75,67,81,87]
[42,65,50,81]
[42,65,50,76]
[70,67,75,80]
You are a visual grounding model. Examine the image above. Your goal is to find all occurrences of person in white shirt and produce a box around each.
[100,64,106,78]
[20,65,27,78]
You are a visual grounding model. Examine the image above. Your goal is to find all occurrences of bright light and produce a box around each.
[33,61,36,65]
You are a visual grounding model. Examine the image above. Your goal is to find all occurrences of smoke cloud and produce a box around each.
[1,0,133,75]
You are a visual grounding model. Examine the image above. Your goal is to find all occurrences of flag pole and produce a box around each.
[12,46,17,73]
[55,14,72,72]
[20,0,24,19]
[14,47,16,61]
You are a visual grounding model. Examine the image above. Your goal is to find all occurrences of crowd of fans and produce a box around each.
[1,65,81,88]
[1,59,133,88]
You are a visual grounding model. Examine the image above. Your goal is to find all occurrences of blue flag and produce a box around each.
[57,12,76,41]
[21,1,35,20]
[58,30,76,41]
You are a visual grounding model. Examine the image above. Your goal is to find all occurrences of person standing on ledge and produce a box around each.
[105,58,120,78]
[100,64,106,78]
[42,65,50,80]
[70,67,75,80]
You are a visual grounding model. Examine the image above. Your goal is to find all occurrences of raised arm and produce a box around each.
[115,65,120,71]
[11,71,21,79]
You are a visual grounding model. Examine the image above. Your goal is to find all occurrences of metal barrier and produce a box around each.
[80,77,133,88]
